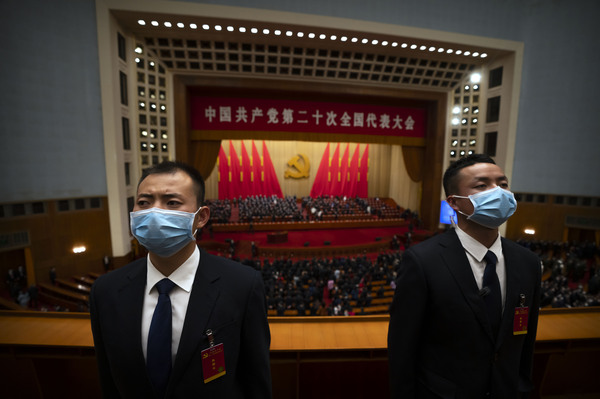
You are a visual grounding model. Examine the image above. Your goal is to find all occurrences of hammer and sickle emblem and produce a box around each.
[284,154,310,179]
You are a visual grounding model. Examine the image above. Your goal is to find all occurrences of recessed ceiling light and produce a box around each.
[308,32,316,39]
[351,37,358,43]
[452,106,460,114]
[137,20,146,26]
[177,22,184,28]
[202,24,209,30]
[463,51,470,56]
[286,30,293,36]
[190,23,197,29]
[151,21,159,27]
[251,27,258,34]
[362,38,369,44]
[227,26,234,32]
[330,35,337,40]
[480,53,488,58]
[164,22,172,28]
[135,46,143,54]
[401,43,407,48]
[297,32,304,37]
[419,45,427,50]
[274,30,281,35]
[381,41,388,46]
[341,36,348,42]
[455,50,462,55]
[472,52,479,57]
[215,25,222,31]
[438,48,444,52]
[470,73,481,83]
[372,39,378,45]
[319,34,326,39]
[239,27,246,32]
[410,44,417,49]
[447,49,453,53]
[263,28,270,34]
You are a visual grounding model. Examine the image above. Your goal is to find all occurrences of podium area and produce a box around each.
[0,309,598,399]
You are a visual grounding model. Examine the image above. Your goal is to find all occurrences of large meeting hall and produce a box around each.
[1,0,599,398]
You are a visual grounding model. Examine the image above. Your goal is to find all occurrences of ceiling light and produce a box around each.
[151,21,159,27]
[480,53,488,58]
[239,27,246,32]
[308,33,316,38]
[164,22,172,28]
[263,28,270,34]
[381,41,388,46]
[135,46,143,54]
[251,27,258,33]
[330,35,337,40]
[463,51,470,56]
[286,30,293,36]
[438,48,444,52]
[472,52,479,57]
[452,117,460,125]
[410,44,417,49]
[341,36,348,42]
[446,49,453,53]
[452,106,461,114]
[274,30,281,35]
[524,228,535,235]
[470,73,481,83]
[455,50,462,55]
[473,84,479,90]
[137,20,146,26]
[372,39,379,45]
[351,37,358,43]
[419,45,427,50]
[149,61,155,66]
[362,38,369,44]
[227,26,234,32]
[202,24,209,30]
[401,43,407,48]
[177,22,184,28]
[319,34,326,39]
[464,85,470,90]
[215,25,222,31]
[297,32,304,37]
[190,23,197,29]
[73,246,86,254]
[429,46,436,51]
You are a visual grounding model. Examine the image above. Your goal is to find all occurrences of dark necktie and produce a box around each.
[482,250,502,337]
[147,278,176,398]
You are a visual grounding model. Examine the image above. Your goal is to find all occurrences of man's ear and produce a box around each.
[195,206,211,230]
[446,196,460,212]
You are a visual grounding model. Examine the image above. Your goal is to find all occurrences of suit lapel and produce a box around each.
[170,249,221,385]
[440,229,495,343]
[116,260,153,389]
[496,239,519,349]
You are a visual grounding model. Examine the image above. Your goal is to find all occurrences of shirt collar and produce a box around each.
[454,225,502,262]
[146,246,200,294]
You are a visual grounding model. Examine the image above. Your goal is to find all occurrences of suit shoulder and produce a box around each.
[502,238,540,262]
[201,251,260,280]
[93,258,145,288]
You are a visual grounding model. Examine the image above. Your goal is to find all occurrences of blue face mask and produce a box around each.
[130,207,200,257]
[452,186,517,229]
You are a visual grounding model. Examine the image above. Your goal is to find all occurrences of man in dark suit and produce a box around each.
[388,154,541,398]
[90,161,272,398]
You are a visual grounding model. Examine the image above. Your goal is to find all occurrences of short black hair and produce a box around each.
[138,161,206,206]
[443,154,496,197]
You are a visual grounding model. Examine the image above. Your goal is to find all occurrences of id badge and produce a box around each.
[202,343,226,383]
[513,307,529,335]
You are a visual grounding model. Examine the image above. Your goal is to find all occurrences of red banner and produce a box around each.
[191,97,426,138]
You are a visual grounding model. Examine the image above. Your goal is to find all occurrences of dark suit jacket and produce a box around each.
[90,248,272,399]
[388,229,541,399]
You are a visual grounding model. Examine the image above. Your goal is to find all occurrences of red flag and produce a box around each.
[229,141,241,199]
[218,145,230,200]
[310,143,330,197]
[251,140,264,194]
[337,144,350,197]
[347,144,360,197]
[328,143,341,196]
[262,141,283,198]
[240,141,253,198]
[358,144,369,198]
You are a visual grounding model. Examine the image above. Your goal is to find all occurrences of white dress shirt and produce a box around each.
[141,246,200,365]
[454,226,506,312]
